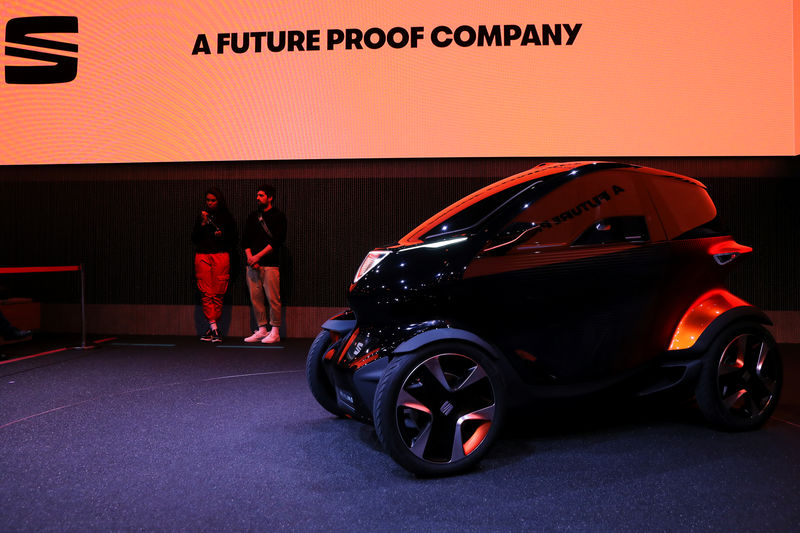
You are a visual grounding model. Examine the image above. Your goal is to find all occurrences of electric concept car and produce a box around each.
[306,161,782,476]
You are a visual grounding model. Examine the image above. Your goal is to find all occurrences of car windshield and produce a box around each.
[398,164,577,245]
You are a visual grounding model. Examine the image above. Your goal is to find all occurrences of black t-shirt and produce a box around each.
[242,207,287,267]
[191,209,237,254]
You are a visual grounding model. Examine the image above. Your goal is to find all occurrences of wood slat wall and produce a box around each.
[2,156,797,339]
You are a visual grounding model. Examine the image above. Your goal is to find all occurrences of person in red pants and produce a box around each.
[192,187,237,342]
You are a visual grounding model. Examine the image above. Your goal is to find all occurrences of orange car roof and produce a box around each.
[399,162,707,245]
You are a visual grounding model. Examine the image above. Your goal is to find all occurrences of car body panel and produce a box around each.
[312,161,770,423]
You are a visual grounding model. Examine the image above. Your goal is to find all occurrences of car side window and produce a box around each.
[481,171,658,255]
[572,216,650,246]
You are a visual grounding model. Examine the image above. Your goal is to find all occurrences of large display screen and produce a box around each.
[1,1,797,164]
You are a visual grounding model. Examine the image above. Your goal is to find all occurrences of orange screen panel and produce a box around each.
[1,1,796,164]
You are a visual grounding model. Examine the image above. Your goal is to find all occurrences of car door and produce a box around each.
[458,168,671,385]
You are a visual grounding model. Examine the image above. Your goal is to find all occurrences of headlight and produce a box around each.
[354,250,391,283]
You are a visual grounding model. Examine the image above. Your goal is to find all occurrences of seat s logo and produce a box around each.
[4,16,78,84]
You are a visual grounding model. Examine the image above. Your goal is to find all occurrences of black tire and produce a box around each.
[374,342,505,476]
[695,322,782,431]
[306,330,345,417]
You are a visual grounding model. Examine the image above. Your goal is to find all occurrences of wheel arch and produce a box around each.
[676,306,773,355]
[391,328,503,361]
[668,288,773,352]
[321,309,356,335]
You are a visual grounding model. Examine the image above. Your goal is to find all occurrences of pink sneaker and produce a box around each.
[261,328,281,344]
[244,330,268,342]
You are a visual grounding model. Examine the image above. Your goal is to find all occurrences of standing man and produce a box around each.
[192,187,237,342]
[243,185,287,343]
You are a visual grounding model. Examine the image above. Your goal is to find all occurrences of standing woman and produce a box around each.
[192,187,237,342]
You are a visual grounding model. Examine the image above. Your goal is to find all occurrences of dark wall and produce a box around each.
[1,157,797,311]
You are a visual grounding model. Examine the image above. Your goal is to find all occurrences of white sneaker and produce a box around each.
[261,328,281,344]
[244,330,268,342]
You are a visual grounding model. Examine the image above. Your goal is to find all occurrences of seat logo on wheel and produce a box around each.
[440,400,454,416]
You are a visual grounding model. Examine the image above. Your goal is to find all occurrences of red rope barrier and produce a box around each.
[0,266,81,274]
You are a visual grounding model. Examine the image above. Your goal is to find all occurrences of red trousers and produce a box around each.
[195,253,230,322]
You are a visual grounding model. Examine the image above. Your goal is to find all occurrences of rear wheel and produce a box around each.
[374,343,505,476]
[696,322,782,430]
[306,330,345,417]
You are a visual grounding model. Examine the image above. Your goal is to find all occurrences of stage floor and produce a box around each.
[2,335,799,532]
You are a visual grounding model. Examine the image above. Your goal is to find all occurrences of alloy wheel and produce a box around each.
[394,353,496,464]
[715,333,779,421]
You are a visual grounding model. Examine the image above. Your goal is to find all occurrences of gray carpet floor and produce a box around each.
[1,336,799,532]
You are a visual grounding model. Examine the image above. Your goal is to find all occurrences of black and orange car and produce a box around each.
[306,161,782,476]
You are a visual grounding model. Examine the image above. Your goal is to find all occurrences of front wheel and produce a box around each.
[374,343,505,476]
[695,322,782,431]
[306,330,345,417]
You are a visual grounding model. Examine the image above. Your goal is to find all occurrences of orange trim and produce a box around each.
[462,421,491,455]
[321,331,340,361]
[514,349,537,362]
[337,328,360,364]
[349,348,381,369]
[668,289,749,350]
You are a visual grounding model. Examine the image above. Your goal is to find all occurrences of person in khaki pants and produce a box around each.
[242,185,287,344]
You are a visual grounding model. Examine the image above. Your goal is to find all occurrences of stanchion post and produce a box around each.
[73,262,94,350]
[80,263,87,349]
[0,265,96,351]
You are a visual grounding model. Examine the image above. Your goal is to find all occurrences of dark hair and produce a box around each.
[205,187,228,210]
[258,185,276,198]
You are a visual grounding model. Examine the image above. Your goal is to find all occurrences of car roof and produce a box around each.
[399,162,709,245]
